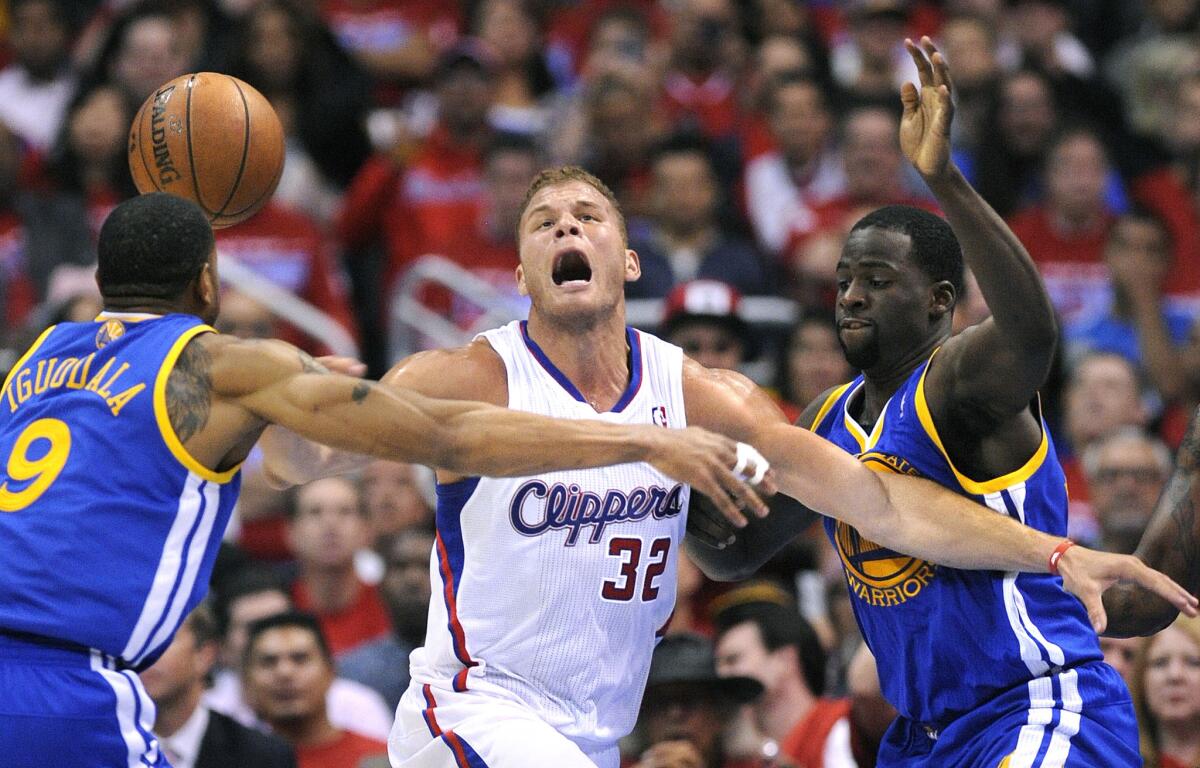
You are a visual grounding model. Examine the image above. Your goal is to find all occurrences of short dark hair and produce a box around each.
[243,611,332,668]
[282,476,364,521]
[651,132,716,173]
[97,193,214,301]
[213,567,291,639]
[763,71,829,117]
[714,602,827,696]
[182,602,220,646]
[849,205,965,297]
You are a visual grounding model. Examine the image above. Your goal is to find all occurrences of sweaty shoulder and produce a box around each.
[381,337,508,407]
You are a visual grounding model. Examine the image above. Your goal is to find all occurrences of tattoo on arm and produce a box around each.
[298,350,330,374]
[166,340,212,443]
[352,382,370,403]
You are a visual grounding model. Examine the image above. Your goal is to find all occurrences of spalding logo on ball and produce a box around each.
[128,73,285,228]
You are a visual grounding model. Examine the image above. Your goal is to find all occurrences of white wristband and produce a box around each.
[734,442,769,485]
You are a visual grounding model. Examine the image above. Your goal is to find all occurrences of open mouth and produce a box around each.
[552,249,592,286]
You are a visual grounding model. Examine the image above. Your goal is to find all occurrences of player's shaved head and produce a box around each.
[519,166,627,244]
[97,192,214,301]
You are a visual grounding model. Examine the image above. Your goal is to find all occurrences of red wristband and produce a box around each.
[1048,539,1076,575]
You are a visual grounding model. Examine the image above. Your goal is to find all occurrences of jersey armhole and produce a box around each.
[152,325,240,484]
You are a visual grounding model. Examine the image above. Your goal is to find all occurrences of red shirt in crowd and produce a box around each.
[1006,207,1114,328]
[337,125,487,298]
[0,211,35,328]
[216,201,357,353]
[297,729,388,768]
[660,69,743,141]
[781,697,852,768]
[292,579,392,657]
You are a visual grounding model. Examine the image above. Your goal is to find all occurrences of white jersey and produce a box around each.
[408,320,690,754]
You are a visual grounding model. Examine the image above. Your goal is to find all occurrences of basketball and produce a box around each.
[128,73,285,229]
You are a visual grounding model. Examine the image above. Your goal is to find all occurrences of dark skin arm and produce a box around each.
[903,39,1058,478]
[1102,405,1200,637]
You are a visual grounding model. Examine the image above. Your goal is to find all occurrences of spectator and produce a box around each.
[1066,210,1194,366]
[659,280,756,371]
[205,571,393,741]
[243,612,389,768]
[581,69,664,219]
[221,0,372,219]
[1007,127,1116,328]
[337,43,494,299]
[214,200,357,354]
[472,0,555,137]
[1099,634,1140,688]
[1081,427,1172,554]
[0,0,78,153]
[970,69,1059,217]
[92,2,192,103]
[286,477,392,658]
[0,120,94,329]
[141,605,297,768]
[744,72,842,257]
[359,460,434,545]
[777,313,854,419]
[938,14,999,154]
[714,602,856,768]
[631,633,765,768]
[1004,0,1095,79]
[338,529,434,711]
[1131,616,1200,768]
[628,137,770,299]
[659,0,744,143]
[319,0,460,96]
[1104,0,1200,136]
[47,83,138,237]
[829,0,917,110]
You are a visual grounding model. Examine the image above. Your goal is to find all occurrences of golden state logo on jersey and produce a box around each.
[836,451,938,608]
[95,319,126,349]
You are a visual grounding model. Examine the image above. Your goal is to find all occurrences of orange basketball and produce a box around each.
[128,73,285,228]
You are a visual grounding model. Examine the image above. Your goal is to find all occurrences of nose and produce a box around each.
[555,218,580,239]
[839,279,868,310]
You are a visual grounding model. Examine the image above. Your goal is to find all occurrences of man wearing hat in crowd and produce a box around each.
[660,279,757,372]
[630,634,772,768]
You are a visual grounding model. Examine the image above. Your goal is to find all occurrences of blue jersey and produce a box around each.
[809,353,1101,727]
[0,312,240,669]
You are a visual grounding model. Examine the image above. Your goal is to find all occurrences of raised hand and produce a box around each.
[900,37,954,179]
[1057,545,1199,633]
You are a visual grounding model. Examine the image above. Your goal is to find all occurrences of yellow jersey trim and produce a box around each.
[808,382,853,431]
[153,324,240,484]
[914,350,1048,495]
[842,382,889,453]
[1,325,56,398]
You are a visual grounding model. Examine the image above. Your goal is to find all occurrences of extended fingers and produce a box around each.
[905,38,933,86]
[1130,560,1199,615]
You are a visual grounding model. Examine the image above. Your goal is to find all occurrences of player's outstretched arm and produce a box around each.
[1103,405,1200,637]
[902,38,1057,420]
[683,362,1198,628]
[211,336,767,524]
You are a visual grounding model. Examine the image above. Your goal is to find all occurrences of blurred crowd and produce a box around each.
[0,0,1199,766]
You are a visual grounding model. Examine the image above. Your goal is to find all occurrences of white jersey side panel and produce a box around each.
[409,320,690,752]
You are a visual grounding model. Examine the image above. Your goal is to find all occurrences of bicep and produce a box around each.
[932,321,1053,418]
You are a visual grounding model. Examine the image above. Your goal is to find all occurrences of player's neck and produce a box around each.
[299,565,361,613]
[525,312,632,412]
[760,678,815,742]
[102,297,181,317]
[860,333,944,420]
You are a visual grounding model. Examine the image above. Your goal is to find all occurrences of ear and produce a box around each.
[515,263,528,296]
[624,248,641,283]
[196,262,217,307]
[929,280,956,321]
[196,639,219,679]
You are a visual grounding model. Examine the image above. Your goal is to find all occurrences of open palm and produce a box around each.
[899,37,954,178]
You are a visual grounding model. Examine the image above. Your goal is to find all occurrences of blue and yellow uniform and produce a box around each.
[810,353,1138,768]
[0,312,240,766]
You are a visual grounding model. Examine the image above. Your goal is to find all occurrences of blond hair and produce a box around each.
[518,166,628,244]
[1131,615,1200,768]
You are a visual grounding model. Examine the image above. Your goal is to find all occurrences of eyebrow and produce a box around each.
[836,258,900,271]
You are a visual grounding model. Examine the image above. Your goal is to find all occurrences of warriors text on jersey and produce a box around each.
[408,320,690,755]
[0,312,240,669]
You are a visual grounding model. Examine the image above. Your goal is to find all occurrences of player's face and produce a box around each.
[835,227,948,371]
[516,181,639,328]
[243,626,333,725]
[1142,626,1200,726]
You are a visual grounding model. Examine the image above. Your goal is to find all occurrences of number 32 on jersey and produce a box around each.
[601,536,671,602]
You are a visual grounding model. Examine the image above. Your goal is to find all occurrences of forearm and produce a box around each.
[258,425,371,488]
[925,166,1057,346]
[1104,408,1200,635]
[1129,289,1188,401]
[686,493,818,581]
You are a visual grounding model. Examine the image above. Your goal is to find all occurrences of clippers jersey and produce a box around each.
[409,320,690,752]
[0,312,240,669]
[809,354,1101,727]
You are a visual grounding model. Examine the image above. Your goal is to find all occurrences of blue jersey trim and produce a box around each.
[435,477,482,690]
[519,321,643,412]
